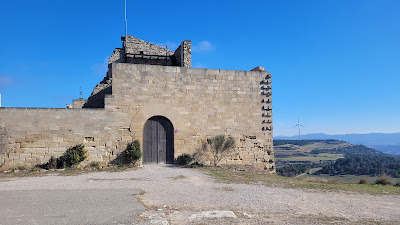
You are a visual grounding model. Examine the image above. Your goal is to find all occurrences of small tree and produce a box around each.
[198,135,235,167]
[126,140,142,164]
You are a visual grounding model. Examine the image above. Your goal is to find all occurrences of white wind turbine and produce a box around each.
[293,117,304,140]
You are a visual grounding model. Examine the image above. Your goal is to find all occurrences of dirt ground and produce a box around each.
[1,165,399,224]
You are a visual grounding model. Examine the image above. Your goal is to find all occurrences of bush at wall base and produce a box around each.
[175,154,193,166]
[41,144,87,169]
[126,140,142,164]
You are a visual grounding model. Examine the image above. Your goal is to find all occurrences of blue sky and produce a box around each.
[0,0,399,136]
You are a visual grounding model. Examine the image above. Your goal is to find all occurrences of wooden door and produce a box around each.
[143,116,174,164]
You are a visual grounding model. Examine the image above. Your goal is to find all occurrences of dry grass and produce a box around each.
[198,167,400,195]
[133,190,156,210]
[0,164,139,178]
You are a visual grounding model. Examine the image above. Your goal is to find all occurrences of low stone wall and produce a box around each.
[0,108,128,169]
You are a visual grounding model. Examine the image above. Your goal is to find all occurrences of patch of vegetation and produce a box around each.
[190,161,204,167]
[277,163,320,177]
[199,167,400,195]
[41,144,87,169]
[194,135,235,167]
[316,155,400,178]
[273,139,350,168]
[208,135,235,167]
[309,145,385,156]
[125,140,142,164]
[375,175,392,185]
[47,156,57,169]
[276,156,342,162]
[61,144,87,168]
[275,140,400,182]
[175,154,193,166]
[358,177,370,184]
[274,139,345,146]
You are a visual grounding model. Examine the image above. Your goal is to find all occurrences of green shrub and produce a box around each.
[47,156,57,169]
[126,140,142,163]
[375,175,392,185]
[39,144,87,169]
[60,144,88,168]
[395,182,400,187]
[175,154,193,166]
[358,177,370,184]
[190,161,204,167]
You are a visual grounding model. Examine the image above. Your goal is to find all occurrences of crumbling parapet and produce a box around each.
[124,35,174,56]
[122,35,174,66]
[173,40,191,68]
[109,48,124,65]
[72,98,86,108]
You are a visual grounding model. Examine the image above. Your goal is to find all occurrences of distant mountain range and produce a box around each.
[274,133,400,155]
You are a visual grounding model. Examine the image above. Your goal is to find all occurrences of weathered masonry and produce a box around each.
[0,35,275,172]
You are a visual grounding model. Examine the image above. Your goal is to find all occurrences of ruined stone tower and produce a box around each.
[0,35,275,172]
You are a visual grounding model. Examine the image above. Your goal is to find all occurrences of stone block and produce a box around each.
[19,153,32,159]
[25,158,38,164]
[8,153,19,159]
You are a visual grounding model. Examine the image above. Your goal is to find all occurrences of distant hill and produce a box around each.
[274,139,351,168]
[275,133,400,155]
[274,139,400,178]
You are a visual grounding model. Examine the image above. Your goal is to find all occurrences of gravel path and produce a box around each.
[1,165,399,224]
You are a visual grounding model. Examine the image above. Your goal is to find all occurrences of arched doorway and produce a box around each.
[143,116,174,164]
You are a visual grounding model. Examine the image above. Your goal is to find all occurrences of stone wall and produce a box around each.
[172,41,191,68]
[107,63,274,171]
[83,86,111,108]
[124,35,174,56]
[0,108,130,169]
[0,36,274,172]
[72,98,86,108]
[122,36,190,67]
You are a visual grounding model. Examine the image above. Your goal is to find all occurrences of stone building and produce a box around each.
[0,35,275,172]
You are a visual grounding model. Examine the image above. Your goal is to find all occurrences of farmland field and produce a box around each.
[274,139,349,167]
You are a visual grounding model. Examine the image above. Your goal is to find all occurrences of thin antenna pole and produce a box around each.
[125,0,127,38]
